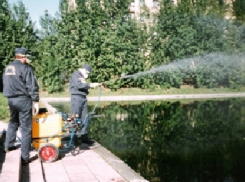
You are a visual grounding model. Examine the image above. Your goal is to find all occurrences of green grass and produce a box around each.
[40,86,245,98]
[0,94,9,122]
[0,93,52,122]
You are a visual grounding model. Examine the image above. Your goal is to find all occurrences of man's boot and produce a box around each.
[81,134,94,145]
[21,157,31,166]
[74,135,82,147]
[4,146,18,153]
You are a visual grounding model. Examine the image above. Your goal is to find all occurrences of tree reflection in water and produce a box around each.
[51,98,245,182]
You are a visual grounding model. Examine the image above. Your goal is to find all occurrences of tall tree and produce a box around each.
[10,1,38,53]
[0,0,11,91]
[0,1,38,69]
[0,0,12,73]
[233,0,245,23]
[149,0,233,66]
[39,10,58,39]
[33,0,148,92]
[0,1,38,91]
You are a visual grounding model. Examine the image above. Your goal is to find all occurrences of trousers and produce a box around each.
[71,95,89,135]
[5,96,32,160]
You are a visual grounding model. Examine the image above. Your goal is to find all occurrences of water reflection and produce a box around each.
[51,98,245,182]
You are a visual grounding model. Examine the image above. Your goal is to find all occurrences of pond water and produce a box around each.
[51,98,245,182]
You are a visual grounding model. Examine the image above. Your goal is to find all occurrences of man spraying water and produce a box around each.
[69,64,101,145]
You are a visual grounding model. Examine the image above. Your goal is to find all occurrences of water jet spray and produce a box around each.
[101,52,245,87]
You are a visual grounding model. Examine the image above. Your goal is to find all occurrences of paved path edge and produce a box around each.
[92,144,149,182]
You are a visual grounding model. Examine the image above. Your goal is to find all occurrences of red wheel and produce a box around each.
[38,143,59,162]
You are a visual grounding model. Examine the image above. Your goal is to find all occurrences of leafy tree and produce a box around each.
[10,1,38,57]
[0,1,38,70]
[0,0,38,91]
[149,0,231,66]
[0,0,11,91]
[38,10,58,39]
[19,0,245,92]
[233,0,245,23]
[34,0,148,92]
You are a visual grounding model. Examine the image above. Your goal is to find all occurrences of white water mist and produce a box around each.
[121,52,245,80]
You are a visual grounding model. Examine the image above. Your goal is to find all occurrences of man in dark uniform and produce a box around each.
[2,47,39,165]
[69,64,100,145]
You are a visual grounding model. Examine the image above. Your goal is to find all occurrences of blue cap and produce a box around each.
[82,64,92,73]
[15,47,31,56]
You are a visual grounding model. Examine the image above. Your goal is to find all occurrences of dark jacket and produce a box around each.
[69,70,90,96]
[2,59,39,102]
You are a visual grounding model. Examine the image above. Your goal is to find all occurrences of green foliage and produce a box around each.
[1,0,245,92]
[233,0,245,23]
[32,0,148,92]
[34,35,63,93]
[38,10,58,39]
[0,0,38,90]
[150,0,233,66]
[150,53,245,89]
[0,0,13,76]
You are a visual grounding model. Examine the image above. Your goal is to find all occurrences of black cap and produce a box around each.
[82,64,92,73]
[15,47,30,56]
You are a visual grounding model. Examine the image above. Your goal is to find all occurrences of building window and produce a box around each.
[139,0,144,7]
[153,0,159,8]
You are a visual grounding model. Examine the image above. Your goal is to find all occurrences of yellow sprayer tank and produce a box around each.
[32,112,63,150]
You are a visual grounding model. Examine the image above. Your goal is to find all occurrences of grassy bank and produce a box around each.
[40,86,245,98]
[0,94,9,122]
[0,93,50,123]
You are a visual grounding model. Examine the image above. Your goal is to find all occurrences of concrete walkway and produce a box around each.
[21,142,147,182]
[0,121,21,182]
[0,120,148,182]
[0,114,148,182]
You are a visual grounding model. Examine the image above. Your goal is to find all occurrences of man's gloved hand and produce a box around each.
[33,102,39,115]
[90,83,101,88]
[79,78,86,83]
